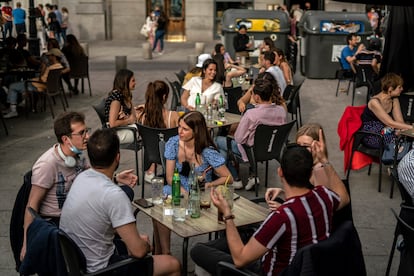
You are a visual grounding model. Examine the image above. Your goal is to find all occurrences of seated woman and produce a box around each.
[237,72,286,113]
[182,53,211,86]
[361,73,413,149]
[153,111,232,254]
[223,63,246,89]
[181,58,224,110]
[274,48,294,86]
[136,80,179,182]
[104,69,137,144]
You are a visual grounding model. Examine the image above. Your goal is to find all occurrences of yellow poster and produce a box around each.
[236,18,281,32]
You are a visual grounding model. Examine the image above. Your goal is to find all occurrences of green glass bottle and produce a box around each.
[188,163,200,218]
[195,93,201,111]
[172,168,181,205]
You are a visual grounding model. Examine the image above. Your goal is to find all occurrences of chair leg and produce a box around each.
[378,161,382,193]
[346,150,355,181]
[298,107,302,127]
[390,176,395,199]
[265,161,269,188]
[385,227,399,276]
[352,83,356,106]
[46,95,55,119]
[336,79,341,97]
[81,78,85,94]
[0,113,8,135]
[87,77,92,96]
[60,95,67,112]
[368,164,372,175]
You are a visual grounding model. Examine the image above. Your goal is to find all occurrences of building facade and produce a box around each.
[13,0,365,42]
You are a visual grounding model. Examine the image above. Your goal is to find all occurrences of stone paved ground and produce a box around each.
[0,39,401,275]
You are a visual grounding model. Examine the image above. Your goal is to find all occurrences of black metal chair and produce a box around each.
[174,69,186,85]
[92,99,141,185]
[286,80,304,130]
[166,78,182,111]
[136,124,178,196]
[224,86,243,115]
[69,55,92,96]
[351,63,376,106]
[386,170,414,276]
[0,111,8,135]
[227,121,296,197]
[335,56,355,97]
[346,129,384,193]
[217,221,366,276]
[25,69,68,119]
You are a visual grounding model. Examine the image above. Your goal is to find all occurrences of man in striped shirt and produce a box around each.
[191,134,350,275]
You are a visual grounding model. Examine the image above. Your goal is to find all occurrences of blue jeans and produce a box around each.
[215,136,241,180]
[153,29,165,51]
[8,81,36,105]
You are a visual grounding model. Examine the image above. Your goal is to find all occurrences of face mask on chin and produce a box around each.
[68,138,83,155]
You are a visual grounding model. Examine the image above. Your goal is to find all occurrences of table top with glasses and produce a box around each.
[206,112,241,129]
[132,194,269,275]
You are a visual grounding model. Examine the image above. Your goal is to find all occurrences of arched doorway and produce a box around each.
[146,0,186,41]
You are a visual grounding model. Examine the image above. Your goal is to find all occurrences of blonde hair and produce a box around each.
[296,123,328,157]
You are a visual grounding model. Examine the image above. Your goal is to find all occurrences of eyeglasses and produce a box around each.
[70,127,91,138]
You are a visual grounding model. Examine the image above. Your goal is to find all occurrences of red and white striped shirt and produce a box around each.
[254,185,340,275]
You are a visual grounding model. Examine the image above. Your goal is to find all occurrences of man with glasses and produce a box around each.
[20,111,137,261]
[191,136,350,275]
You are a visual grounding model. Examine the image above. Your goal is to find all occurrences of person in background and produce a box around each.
[356,36,382,75]
[105,69,137,144]
[12,2,26,34]
[361,73,413,149]
[213,43,235,65]
[60,7,69,44]
[216,79,287,190]
[153,111,233,254]
[181,58,224,110]
[135,80,179,182]
[61,34,87,94]
[260,51,286,94]
[183,53,211,86]
[2,1,13,39]
[3,48,63,118]
[16,33,41,70]
[191,139,349,275]
[20,111,137,261]
[233,25,252,60]
[60,128,180,275]
[274,48,293,86]
[340,33,365,73]
[152,8,167,55]
[35,4,46,50]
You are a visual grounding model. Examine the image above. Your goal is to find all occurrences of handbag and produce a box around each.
[381,139,412,165]
[140,23,149,37]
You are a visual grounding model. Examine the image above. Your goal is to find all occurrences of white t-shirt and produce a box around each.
[266,66,287,95]
[60,168,136,272]
[182,76,224,108]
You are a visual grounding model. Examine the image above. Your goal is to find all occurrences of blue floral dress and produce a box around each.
[163,135,225,195]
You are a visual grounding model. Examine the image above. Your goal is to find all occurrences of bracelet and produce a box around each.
[113,173,118,184]
[223,214,235,221]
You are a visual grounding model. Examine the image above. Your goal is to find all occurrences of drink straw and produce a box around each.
[224,175,230,188]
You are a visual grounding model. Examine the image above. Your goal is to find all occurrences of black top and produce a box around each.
[233,33,249,52]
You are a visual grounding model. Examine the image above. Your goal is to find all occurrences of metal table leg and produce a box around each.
[182,237,189,275]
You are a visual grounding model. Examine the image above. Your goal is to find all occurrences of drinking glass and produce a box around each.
[173,197,187,222]
[151,177,164,205]
[176,106,186,117]
[216,185,234,223]
[200,188,211,210]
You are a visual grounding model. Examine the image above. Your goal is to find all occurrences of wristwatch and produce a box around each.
[223,214,235,221]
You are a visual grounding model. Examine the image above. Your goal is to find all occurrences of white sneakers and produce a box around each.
[144,172,155,183]
[245,177,260,191]
[3,111,18,119]
[232,180,243,190]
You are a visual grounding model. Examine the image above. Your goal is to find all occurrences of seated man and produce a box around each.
[215,78,287,190]
[261,51,286,94]
[340,33,365,74]
[3,48,63,118]
[191,141,350,275]
[397,149,414,203]
[233,25,252,59]
[21,112,137,261]
[60,129,181,275]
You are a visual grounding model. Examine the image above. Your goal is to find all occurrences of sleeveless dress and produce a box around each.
[361,98,395,148]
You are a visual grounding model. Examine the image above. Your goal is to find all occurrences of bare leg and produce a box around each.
[153,220,171,255]
[152,255,181,276]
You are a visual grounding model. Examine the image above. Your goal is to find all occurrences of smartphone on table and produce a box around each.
[134,198,154,208]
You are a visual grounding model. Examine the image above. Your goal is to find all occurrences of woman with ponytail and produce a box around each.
[136,80,179,182]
